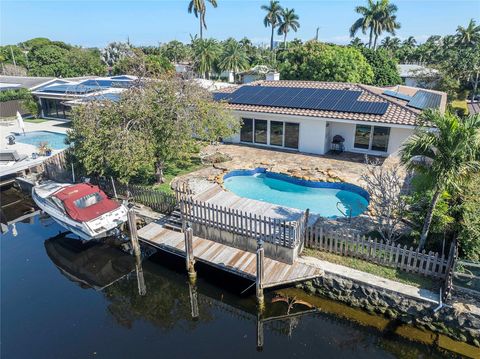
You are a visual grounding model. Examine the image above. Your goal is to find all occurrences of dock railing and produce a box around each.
[304,226,453,278]
[179,196,305,249]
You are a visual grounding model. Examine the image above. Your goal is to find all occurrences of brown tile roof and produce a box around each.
[216,80,446,127]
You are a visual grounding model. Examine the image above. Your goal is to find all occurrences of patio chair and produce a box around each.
[0,149,28,162]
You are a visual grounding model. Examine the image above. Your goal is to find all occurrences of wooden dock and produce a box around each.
[138,222,322,289]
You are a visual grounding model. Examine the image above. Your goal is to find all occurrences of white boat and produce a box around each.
[32,181,128,240]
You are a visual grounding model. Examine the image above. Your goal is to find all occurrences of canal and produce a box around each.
[0,187,475,358]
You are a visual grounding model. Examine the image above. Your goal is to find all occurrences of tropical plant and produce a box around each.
[218,40,249,81]
[359,47,401,85]
[188,0,218,39]
[101,42,134,67]
[456,19,480,47]
[277,8,300,49]
[380,36,401,51]
[261,0,283,51]
[191,38,221,79]
[277,41,374,84]
[350,0,400,49]
[400,111,480,249]
[349,37,365,48]
[159,40,192,63]
[402,36,417,48]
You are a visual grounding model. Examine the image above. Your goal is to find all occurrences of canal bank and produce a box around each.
[296,257,480,349]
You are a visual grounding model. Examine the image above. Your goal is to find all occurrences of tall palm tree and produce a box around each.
[219,40,249,81]
[261,1,283,51]
[350,0,400,49]
[277,8,300,49]
[192,38,221,78]
[456,19,480,46]
[188,0,218,39]
[401,111,480,249]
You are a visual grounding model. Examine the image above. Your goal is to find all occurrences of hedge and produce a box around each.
[0,88,33,102]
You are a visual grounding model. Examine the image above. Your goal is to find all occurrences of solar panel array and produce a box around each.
[214,85,389,115]
[383,90,413,102]
[408,90,442,110]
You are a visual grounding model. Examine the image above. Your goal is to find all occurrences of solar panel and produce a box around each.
[383,90,412,102]
[408,90,442,110]
[216,85,389,115]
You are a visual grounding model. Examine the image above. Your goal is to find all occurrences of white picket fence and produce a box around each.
[304,226,453,278]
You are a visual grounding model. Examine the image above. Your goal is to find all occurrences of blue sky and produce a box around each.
[1,1,479,47]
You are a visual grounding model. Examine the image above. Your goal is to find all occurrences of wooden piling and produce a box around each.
[135,252,146,296]
[188,282,199,319]
[127,209,141,258]
[256,245,265,310]
[185,225,196,282]
[256,312,264,351]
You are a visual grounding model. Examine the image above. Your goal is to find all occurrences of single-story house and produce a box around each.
[239,65,280,84]
[0,76,59,118]
[398,64,439,88]
[214,80,447,157]
[31,75,136,120]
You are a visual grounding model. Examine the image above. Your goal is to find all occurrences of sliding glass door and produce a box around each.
[240,118,253,142]
[270,121,283,146]
[254,119,268,144]
[284,122,299,149]
[354,124,390,152]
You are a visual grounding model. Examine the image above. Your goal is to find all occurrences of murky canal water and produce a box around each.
[1,187,476,358]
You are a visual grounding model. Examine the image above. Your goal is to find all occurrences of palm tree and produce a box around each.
[261,1,283,51]
[403,36,417,48]
[219,40,249,82]
[350,0,400,49]
[456,19,480,46]
[188,0,218,39]
[191,38,221,78]
[350,37,365,47]
[277,8,300,49]
[401,111,480,249]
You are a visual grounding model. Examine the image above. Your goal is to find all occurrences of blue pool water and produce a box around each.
[15,131,68,150]
[224,169,369,218]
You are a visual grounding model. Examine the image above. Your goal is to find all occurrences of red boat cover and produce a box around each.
[54,183,120,222]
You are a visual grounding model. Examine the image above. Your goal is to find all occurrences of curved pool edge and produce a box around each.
[223,167,370,202]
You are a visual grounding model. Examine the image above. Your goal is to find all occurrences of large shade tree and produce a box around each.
[188,0,218,39]
[191,38,221,79]
[218,39,249,81]
[277,8,300,49]
[261,0,283,51]
[400,111,480,249]
[350,0,400,49]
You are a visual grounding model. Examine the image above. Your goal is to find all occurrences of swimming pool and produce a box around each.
[15,131,68,150]
[223,168,369,218]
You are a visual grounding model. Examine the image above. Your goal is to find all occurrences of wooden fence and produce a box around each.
[179,196,307,249]
[94,178,177,214]
[305,226,452,278]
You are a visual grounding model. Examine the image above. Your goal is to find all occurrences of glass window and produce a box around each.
[371,126,390,152]
[240,118,253,142]
[354,125,371,149]
[270,121,283,146]
[284,122,299,149]
[254,119,267,144]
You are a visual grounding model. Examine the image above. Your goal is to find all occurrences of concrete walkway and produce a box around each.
[298,255,440,304]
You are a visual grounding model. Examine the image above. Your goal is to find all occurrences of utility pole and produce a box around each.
[315,27,320,41]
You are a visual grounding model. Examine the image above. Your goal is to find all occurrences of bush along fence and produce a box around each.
[304,226,454,279]
[177,195,307,249]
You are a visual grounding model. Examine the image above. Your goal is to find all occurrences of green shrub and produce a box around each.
[0,88,32,102]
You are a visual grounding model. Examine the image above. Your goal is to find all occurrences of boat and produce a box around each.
[32,181,128,240]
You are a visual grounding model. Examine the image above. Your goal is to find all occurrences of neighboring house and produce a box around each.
[214,80,447,157]
[0,76,58,118]
[398,64,439,88]
[239,65,279,84]
[31,75,136,120]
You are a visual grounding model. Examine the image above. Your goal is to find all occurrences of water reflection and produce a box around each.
[1,189,471,358]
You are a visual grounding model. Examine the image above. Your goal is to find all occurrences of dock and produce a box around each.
[138,223,322,289]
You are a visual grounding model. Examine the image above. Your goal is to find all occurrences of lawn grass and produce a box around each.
[24,118,48,123]
[152,156,204,194]
[303,248,439,291]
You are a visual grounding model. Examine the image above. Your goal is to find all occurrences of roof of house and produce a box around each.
[214,80,447,127]
[467,101,480,115]
[398,64,438,78]
[0,75,57,90]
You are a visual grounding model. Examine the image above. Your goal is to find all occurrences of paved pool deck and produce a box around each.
[0,119,69,177]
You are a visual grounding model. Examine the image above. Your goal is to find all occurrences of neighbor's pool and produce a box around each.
[223,168,369,218]
[15,131,68,150]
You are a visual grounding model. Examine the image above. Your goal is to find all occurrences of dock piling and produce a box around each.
[127,209,142,258]
[256,244,265,310]
[185,225,197,283]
